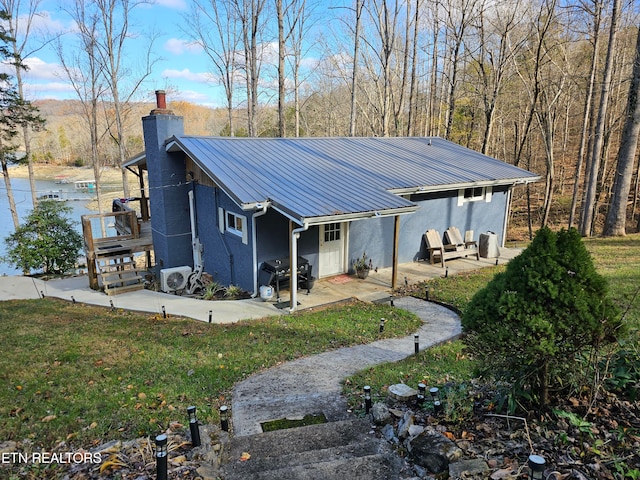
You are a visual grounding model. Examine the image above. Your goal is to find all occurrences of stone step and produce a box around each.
[220,417,405,480]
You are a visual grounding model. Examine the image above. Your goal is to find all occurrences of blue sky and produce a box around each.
[7,0,347,108]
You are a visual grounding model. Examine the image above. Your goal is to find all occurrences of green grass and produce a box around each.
[0,299,421,450]
[344,233,640,414]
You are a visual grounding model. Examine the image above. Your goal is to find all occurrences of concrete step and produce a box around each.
[220,417,406,480]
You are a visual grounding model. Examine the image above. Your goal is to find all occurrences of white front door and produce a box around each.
[319,222,345,277]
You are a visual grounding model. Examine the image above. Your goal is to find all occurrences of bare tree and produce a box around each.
[603,24,640,236]
[233,0,267,137]
[188,0,241,137]
[580,0,621,236]
[349,0,364,137]
[93,0,156,197]
[568,0,604,229]
[56,1,108,230]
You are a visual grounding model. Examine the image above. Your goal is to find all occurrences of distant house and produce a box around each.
[125,91,539,309]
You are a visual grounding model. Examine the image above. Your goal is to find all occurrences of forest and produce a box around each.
[3,0,640,238]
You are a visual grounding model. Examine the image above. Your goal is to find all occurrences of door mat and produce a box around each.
[274,301,301,310]
[328,274,352,284]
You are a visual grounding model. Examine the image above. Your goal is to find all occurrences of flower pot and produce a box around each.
[356,268,369,279]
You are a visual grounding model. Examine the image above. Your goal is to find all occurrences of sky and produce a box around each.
[4,0,347,108]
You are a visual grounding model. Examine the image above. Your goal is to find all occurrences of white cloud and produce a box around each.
[164,38,202,55]
[154,0,188,9]
[162,68,213,83]
[22,57,66,81]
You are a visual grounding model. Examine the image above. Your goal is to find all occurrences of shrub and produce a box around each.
[461,227,623,408]
[2,200,83,275]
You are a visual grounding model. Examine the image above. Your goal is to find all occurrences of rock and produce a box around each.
[0,441,17,455]
[388,383,418,402]
[197,464,220,480]
[407,427,463,473]
[398,411,415,439]
[449,458,489,479]
[408,425,424,439]
[381,424,397,443]
[371,402,392,425]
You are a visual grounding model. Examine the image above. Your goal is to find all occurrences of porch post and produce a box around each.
[289,221,294,309]
[391,215,400,290]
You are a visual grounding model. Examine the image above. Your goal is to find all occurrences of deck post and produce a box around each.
[391,215,400,290]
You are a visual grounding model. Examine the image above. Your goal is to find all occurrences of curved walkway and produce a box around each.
[231,297,461,437]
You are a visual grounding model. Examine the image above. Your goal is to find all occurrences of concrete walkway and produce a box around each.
[230,296,461,437]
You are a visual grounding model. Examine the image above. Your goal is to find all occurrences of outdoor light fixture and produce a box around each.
[187,406,201,447]
[434,400,443,414]
[71,296,76,304]
[445,267,449,278]
[417,383,426,406]
[220,405,229,432]
[162,305,166,318]
[414,335,420,354]
[429,387,440,401]
[425,287,429,301]
[364,385,372,414]
[40,290,44,298]
[528,454,546,479]
[208,310,213,323]
[155,434,168,480]
[379,318,385,333]
[389,295,394,307]
[109,299,114,311]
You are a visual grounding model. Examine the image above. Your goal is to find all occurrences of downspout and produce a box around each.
[501,185,515,248]
[290,222,310,313]
[252,203,269,296]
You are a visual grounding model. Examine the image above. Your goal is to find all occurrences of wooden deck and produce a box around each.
[82,211,153,294]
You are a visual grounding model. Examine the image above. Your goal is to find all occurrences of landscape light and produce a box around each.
[220,405,229,432]
[379,318,385,333]
[364,385,372,414]
[429,387,439,401]
[414,335,420,354]
[187,406,201,447]
[417,383,426,406]
[528,454,546,479]
[155,434,168,480]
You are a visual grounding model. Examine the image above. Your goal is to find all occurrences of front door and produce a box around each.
[319,222,345,277]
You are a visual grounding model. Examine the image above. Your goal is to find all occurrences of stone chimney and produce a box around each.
[149,90,174,116]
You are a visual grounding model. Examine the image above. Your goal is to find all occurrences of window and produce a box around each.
[226,211,244,236]
[218,207,248,244]
[457,186,492,206]
[324,222,341,242]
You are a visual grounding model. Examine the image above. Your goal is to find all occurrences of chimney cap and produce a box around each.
[150,89,174,115]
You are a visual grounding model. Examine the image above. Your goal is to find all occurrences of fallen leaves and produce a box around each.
[239,452,251,461]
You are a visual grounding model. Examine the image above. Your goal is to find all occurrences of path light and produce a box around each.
[187,406,201,447]
[364,385,372,414]
[208,310,213,323]
[110,299,114,311]
[417,383,426,406]
[445,267,449,278]
[220,405,229,432]
[155,434,168,480]
[424,287,429,301]
[414,335,420,354]
[40,290,44,298]
[429,387,440,401]
[379,318,385,333]
[389,295,394,307]
[71,296,76,304]
[434,400,443,414]
[162,305,166,318]
[495,258,499,266]
[528,454,546,479]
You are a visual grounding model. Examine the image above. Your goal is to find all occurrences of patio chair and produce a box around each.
[424,229,463,267]
[444,226,480,261]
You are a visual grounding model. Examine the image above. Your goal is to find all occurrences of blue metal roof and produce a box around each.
[164,136,540,225]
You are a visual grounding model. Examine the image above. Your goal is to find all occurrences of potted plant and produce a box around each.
[353,252,371,279]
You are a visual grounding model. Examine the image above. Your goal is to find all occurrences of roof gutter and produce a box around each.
[251,202,271,296]
[389,177,541,196]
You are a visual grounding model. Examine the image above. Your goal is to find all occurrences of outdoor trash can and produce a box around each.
[479,232,500,258]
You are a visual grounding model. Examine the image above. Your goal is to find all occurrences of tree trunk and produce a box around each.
[349,0,363,137]
[603,24,640,236]
[277,0,286,137]
[580,0,620,236]
[1,158,20,231]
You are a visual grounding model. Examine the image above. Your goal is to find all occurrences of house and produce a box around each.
[124,91,540,309]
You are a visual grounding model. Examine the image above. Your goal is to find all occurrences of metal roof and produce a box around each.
[156,136,540,225]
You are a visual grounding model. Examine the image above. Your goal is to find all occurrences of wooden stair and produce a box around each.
[95,251,145,295]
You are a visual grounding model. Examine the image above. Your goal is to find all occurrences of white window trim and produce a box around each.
[218,207,248,244]
[457,186,492,206]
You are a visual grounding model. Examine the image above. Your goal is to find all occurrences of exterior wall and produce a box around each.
[348,186,511,270]
[142,114,193,271]
[195,183,255,291]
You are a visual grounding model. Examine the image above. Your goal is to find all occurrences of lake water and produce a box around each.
[0,173,96,275]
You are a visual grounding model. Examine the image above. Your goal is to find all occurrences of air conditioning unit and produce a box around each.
[160,266,192,292]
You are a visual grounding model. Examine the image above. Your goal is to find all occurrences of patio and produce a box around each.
[272,247,523,311]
